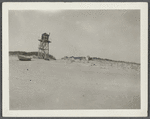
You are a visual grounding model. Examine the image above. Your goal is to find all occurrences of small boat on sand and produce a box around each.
[18,55,31,61]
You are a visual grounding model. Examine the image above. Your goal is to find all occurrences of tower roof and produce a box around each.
[42,33,49,36]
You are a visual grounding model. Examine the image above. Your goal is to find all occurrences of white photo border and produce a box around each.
[2,2,148,117]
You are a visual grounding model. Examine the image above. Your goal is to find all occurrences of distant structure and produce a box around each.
[38,33,51,60]
[86,55,90,63]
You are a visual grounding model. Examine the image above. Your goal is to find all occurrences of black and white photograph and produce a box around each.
[2,2,148,117]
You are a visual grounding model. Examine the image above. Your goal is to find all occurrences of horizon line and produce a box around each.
[9,51,140,65]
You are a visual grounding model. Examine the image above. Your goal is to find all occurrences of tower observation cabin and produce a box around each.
[38,33,51,60]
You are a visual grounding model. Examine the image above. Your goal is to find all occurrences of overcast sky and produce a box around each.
[9,10,140,63]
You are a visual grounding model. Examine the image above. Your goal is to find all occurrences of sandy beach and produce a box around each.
[9,56,140,110]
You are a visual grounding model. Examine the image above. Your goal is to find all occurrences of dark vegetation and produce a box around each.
[62,56,140,65]
[9,51,56,60]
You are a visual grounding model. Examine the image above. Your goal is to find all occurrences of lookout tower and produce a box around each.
[38,33,51,60]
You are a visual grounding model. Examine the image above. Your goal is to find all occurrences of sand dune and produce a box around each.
[9,56,140,110]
